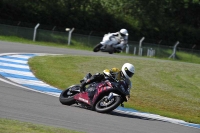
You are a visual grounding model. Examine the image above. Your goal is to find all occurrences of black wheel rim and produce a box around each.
[98,96,115,108]
[63,89,75,98]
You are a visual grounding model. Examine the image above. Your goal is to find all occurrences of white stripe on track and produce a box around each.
[0,69,35,77]
[7,55,34,59]
[0,63,29,69]
[7,77,56,88]
[46,92,60,97]
[0,77,60,97]
[0,57,27,64]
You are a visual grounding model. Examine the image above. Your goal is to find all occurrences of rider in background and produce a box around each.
[109,29,129,52]
[80,63,135,100]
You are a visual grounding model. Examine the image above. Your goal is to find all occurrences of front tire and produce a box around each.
[95,96,121,113]
[59,85,80,105]
[93,44,103,52]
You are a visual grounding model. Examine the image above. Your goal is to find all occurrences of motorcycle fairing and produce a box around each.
[74,92,92,105]
[92,80,116,105]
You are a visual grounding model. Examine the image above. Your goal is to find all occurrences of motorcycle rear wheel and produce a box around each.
[95,96,121,113]
[59,85,80,105]
[93,43,103,52]
[108,50,114,54]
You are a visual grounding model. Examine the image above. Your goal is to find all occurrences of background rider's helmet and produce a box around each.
[121,63,135,79]
[120,29,129,36]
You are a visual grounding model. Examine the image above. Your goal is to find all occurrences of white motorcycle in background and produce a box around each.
[93,33,123,54]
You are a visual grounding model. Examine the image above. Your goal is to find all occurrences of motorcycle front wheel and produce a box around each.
[59,85,80,105]
[95,95,121,113]
[93,43,103,52]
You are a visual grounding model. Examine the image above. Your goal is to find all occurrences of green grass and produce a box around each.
[176,51,200,64]
[28,55,200,124]
[0,118,84,133]
[0,35,92,51]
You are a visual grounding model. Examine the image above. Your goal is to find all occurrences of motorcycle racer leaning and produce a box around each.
[80,63,135,100]
[108,29,129,52]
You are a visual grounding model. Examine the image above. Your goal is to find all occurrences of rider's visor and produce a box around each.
[125,67,134,78]
[120,33,126,36]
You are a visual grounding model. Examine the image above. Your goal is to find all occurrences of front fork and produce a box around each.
[107,92,125,107]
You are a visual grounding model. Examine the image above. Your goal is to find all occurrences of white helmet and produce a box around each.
[122,63,135,79]
[120,29,128,36]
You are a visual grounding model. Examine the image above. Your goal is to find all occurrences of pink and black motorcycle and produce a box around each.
[59,74,129,113]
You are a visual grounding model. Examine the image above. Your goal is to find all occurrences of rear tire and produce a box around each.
[59,85,80,105]
[108,51,113,54]
[93,44,103,52]
[95,96,121,113]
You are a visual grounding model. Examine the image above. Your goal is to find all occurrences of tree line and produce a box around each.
[0,0,199,49]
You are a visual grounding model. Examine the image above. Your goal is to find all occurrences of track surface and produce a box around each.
[0,41,199,133]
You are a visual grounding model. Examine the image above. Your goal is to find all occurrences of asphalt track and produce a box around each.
[0,41,199,133]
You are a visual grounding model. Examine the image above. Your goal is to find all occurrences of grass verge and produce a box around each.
[0,118,84,133]
[0,35,92,51]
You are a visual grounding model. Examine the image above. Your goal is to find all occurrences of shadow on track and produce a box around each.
[108,111,157,121]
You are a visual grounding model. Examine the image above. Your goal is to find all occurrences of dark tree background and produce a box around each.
[0,0,199,49]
